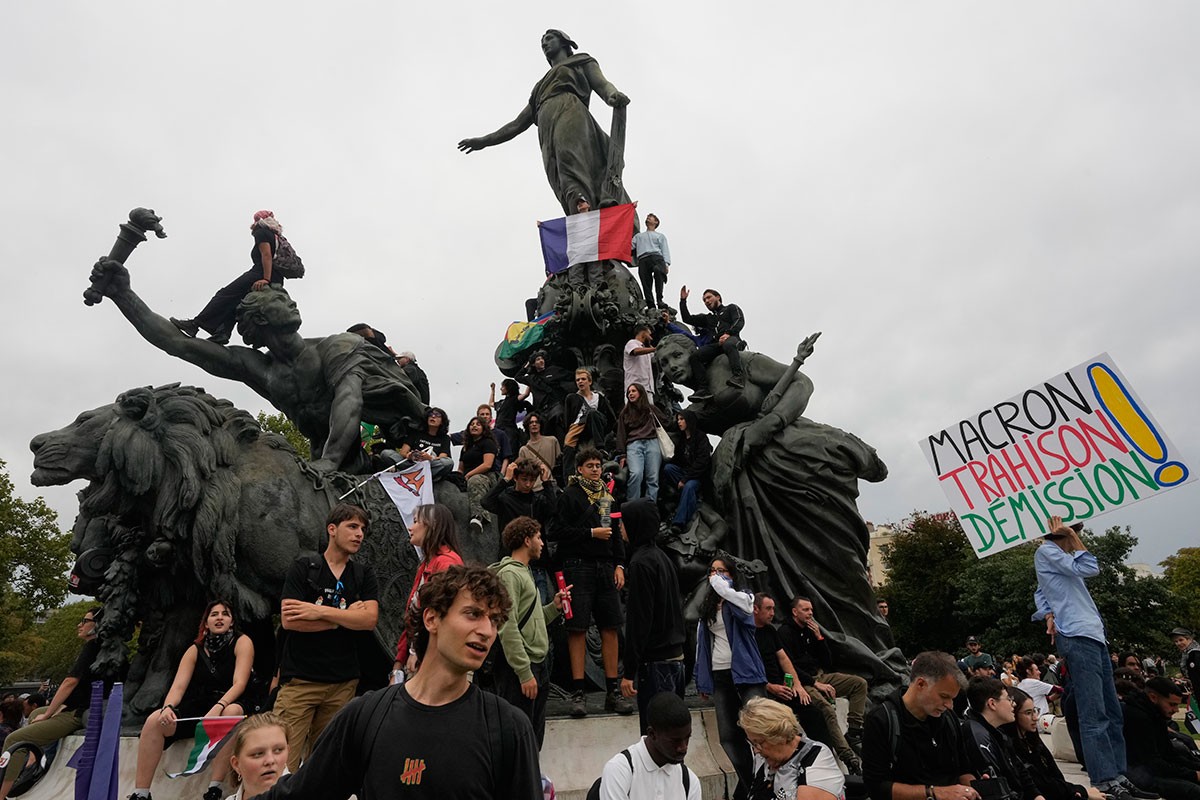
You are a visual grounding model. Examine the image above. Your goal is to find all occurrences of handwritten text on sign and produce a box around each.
[920,354,1192,558]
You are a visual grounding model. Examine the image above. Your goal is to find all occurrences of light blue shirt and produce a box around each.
[1031,543,1107,644]
[632,230,671,265]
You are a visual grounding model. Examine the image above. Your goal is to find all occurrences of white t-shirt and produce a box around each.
[1017,678,1056,716]
[623,338,655,396]
[709,608,733,670]
[600,738,701,800]
[573,391,601,426]
[752,738,845,800]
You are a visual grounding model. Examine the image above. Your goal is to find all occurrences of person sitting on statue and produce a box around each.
[517,412,562,488]
[633,213,671,310]
[129,599,255,800]
[490,378,532,457]
[616,383,670,502]
[664,409,711,536]
[392,407,454,479]
[0,608,122,800]
[89,259,426,474]
[562,368,616,476]
[170,210,286,346]
[679,285,747,401]
[518,350,571,441]
[394,351,431,405]
[458,416,500,535]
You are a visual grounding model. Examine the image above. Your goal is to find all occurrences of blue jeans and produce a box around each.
[626,438,662,501]
[663,464,701,525]
[1058,634,1126,784]
[635,660,686,734]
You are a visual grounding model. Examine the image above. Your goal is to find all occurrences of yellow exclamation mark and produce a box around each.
[1088,362,1188,486]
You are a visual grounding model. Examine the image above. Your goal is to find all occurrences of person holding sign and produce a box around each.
[1032,516,1158,800]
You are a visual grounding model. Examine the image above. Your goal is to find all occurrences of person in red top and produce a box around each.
[392,504,463,681]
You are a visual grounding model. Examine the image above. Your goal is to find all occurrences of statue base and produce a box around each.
[23,708,740,800]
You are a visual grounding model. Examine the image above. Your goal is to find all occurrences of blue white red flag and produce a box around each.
[538,204,635,274]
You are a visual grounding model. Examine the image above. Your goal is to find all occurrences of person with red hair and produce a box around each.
[128,600,254,800]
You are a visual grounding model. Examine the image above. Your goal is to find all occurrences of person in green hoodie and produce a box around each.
[489,516,572,748]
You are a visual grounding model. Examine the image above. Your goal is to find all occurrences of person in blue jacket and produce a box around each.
[695,555,767,799]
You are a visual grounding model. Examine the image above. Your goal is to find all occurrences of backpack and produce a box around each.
[476,561,538,686]
[586,748,691,800]
[272,234,305,279]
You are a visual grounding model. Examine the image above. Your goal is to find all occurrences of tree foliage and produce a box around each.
[1160,546,1200,630]
[879,511,1186,662]
[0,458,71,617]
[257,411,311,459]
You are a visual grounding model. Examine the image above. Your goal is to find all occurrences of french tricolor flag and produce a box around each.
[538,204,635,275]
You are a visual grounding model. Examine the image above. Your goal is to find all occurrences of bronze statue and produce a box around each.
[87,258,425,474]
[459,29,634,214]
[29,383,482,723]
[656,334,907,695]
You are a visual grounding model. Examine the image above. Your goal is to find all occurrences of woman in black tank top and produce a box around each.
[130,600,255,799]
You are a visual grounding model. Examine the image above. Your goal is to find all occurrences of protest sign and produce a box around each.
[920,354,1192,557]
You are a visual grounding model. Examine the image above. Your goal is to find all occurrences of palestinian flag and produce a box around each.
[167,717,243,778]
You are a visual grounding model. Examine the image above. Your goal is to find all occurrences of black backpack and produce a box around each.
[272,234,305,279]
[586,748,691,799]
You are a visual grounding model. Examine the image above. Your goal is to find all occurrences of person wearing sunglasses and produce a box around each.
[1,608,120,800]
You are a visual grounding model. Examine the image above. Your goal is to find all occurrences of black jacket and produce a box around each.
[778,617,833,685]
[562,391,616,445]
[552,482,625,564]
[963,711,1040,800]
[481,479,560,536]
[680,297,745,338]
[863,689,975,800]
[401,360,430,405]
[669,409,713,482]
[1010,729,1088,800]
[621,498,685,676]
[1123,689,1199,781]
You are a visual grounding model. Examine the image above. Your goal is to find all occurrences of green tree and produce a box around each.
[31,601,98,681]
[1160,546,1200,630]
[1082,525,1184,656]
[878,511,973,654]
[879,512,1180,661]
[0,594,45,682]
[0,458,72,617]
[257,411,311,459]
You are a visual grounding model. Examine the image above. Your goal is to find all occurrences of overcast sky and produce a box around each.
[3,2,1197,568]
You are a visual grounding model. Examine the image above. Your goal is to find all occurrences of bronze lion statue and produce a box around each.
[30,383,477,722]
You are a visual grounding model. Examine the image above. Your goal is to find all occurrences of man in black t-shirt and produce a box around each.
[275,503,379,772]
[1,608,119,800]
[252,565,542,800]
[751,593,848,772]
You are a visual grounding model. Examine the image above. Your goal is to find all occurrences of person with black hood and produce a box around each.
[618,497,687,733]
[518,350,572,440]
[1122,677,1200,800]
[663,409,711,535]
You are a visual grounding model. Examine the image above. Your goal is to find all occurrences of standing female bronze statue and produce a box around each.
[458,29,634,214]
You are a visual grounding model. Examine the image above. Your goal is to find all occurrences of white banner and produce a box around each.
[920,353,1192,558]
[377,461,434,527]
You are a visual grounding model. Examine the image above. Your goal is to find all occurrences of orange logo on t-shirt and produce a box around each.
[400,757,426,785]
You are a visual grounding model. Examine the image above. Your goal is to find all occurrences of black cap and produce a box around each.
[966,636,979,644]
